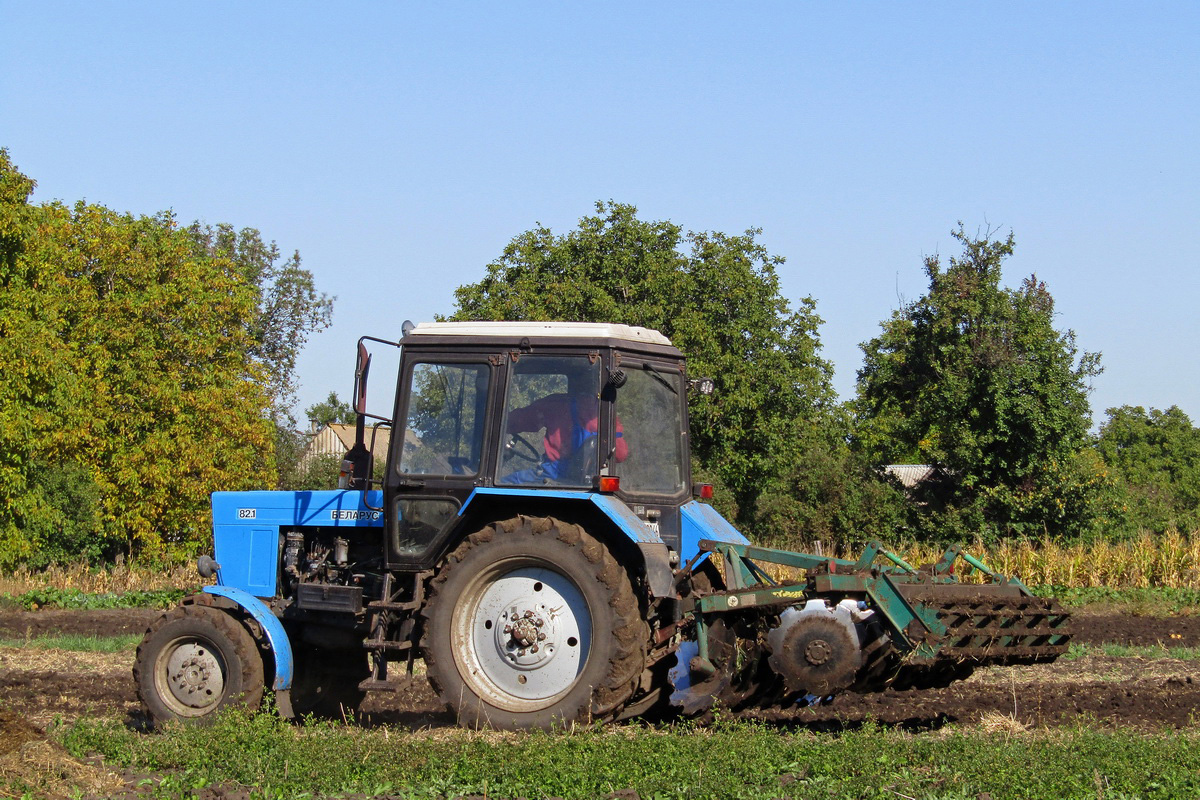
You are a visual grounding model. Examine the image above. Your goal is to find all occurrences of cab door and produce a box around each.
[384,356,495,568]
[608,357,691,551]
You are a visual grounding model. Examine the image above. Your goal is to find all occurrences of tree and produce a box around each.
[187,223,334,418]
[0,151,280,566]
[1095,405,1200,533]
[855,226,1105,540]
[452,201,839,532]
[305,391,356,428]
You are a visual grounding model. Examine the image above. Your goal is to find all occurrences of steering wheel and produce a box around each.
[506,433,541,464]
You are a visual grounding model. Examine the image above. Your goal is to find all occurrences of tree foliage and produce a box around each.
[305,391,356,429]
[1095,405,1200,534]
[0,150,328,566]
[452,201,840,530]
[187,223,333,418]
[854,227,1106,539]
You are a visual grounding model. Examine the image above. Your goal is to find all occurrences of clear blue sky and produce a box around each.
[3,3,1197,426]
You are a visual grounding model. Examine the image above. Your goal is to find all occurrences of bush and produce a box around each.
[7,461,121,569]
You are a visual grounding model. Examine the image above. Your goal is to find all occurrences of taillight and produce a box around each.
[599,476,621,493]
[693,483,714,499]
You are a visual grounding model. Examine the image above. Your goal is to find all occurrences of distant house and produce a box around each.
[882,464,936,491]
[301,423,392,470]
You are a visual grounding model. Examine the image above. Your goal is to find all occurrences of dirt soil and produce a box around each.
[0,607,1198,798]
[0,608,1197,731]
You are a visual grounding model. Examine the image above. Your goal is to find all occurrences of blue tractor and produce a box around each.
[135,322,1072,730]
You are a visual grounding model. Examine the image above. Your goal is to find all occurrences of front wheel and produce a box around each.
[422,516,647,730]
[134,604,265,727]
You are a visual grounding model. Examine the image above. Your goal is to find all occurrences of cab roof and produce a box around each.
[406,321,675,348]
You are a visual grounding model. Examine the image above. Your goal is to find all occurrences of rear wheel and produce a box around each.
[422,516,647,730]
[134,604,264,727]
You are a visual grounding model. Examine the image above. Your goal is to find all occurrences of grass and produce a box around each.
[55,712,1200,800]
[1063,641,1200,661]
[0,585,190,611]
[0,632,141,652]
[1031,585,1200,615]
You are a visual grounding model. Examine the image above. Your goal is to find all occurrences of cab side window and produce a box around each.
[611,364,686,496]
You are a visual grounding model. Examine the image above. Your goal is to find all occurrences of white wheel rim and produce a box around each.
[155,636,228,717]
[453,561,592,713]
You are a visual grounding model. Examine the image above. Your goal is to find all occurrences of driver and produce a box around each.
[504,388,627,484]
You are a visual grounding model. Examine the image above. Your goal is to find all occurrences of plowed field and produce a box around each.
[1,608,1197,731]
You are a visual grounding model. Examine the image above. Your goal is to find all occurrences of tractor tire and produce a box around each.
[289,646,370,721]
[422,515,648,730]
[134,605,265,727]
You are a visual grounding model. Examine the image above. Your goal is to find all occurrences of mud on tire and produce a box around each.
[134,604,265,727]
[422,516,648,730]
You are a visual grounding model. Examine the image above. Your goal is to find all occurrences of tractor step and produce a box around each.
[357,678,400,692]
[367,600,422,611]
[363,639,413,651]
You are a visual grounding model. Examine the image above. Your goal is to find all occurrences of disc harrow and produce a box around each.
[670,538,1074,712]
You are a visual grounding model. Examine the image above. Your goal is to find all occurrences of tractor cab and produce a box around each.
[348,322,695,571]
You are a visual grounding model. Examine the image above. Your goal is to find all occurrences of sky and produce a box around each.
[3,2,1197,427]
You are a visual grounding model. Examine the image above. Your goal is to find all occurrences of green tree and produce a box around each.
[854,226,1106,540]
[1095,405,1200,533]
[188,224,334,490]
[187,223,334,417]
[305,391,356,428]
[0,151,278,565]
[452,201,840,533]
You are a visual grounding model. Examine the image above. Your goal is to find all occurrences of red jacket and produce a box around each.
[507,394,628,463]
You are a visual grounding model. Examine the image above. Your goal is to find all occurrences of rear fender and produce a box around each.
[457,488,674,597]
[201,585,295,713]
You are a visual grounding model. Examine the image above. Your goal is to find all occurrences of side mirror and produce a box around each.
[354,343,372,415]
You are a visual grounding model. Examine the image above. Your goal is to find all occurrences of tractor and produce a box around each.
[135,321,1072,729]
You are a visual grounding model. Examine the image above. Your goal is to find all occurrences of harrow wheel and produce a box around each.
[423,516,647,730]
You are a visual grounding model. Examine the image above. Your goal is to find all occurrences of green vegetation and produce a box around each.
[1064,642,1200,661]
[1032,585,1200,613]
[854,226,1108,542]
[1095,405,1200,535]
[0,632,141,652]
[3,148,1198,567]
[58,713,1200,800]
[0,586,188,610]
[0,150,332,568]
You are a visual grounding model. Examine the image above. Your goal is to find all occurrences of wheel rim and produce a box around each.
[153,635,229,717]
[452,559,592,713]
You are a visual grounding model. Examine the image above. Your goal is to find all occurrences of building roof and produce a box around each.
[303,423,391,464]
[883,464,936,489]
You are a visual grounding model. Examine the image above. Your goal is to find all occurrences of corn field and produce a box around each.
[0,560,199,597]
[784,530,1200,589]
